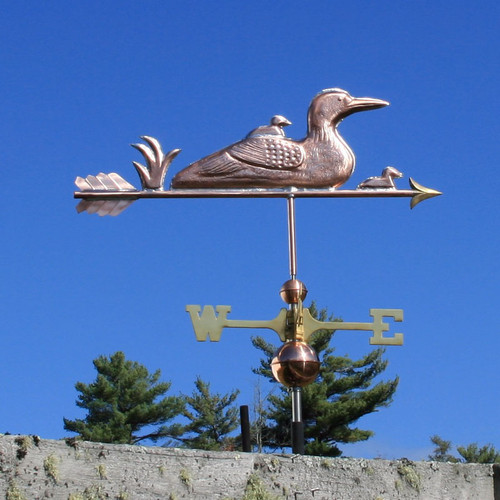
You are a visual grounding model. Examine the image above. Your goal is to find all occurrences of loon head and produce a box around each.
[308,88,389,132]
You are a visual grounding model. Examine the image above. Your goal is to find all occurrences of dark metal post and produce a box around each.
[240,405,251,452]
[291,387,305,454]
[493,464,500,500]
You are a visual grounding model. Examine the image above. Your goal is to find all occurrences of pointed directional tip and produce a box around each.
[409,178,442,209]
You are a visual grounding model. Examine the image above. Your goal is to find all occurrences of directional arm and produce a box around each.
[301,307,404,345]
[186,305,403,346]
[186,305,288,341]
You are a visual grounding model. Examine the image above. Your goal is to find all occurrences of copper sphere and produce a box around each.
[271,341,320,387]
[279,279,308,304]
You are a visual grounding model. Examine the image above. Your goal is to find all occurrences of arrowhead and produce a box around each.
[409,178,442,209]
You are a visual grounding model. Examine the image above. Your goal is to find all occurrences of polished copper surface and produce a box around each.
[279,279,308,304]
[131,136,181,190]
[74,89,442,216]
[171,88,388,189]
[271,341,320,387]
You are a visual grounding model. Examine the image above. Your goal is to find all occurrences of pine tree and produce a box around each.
[252,302,399,456]
[63,351,184,444]
[176,377,240,451]
[429,435,500,463]
[428,435,458,462]
[457,443,500,463]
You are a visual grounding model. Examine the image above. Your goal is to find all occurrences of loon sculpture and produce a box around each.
[74,88,442,215]
[171,88,388,189]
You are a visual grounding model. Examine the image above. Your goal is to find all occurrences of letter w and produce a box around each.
[185,305,231,341]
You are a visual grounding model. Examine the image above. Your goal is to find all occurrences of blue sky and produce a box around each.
[1,1,498,460]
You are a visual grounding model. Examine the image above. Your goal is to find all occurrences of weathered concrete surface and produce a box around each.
[0,434,496,499]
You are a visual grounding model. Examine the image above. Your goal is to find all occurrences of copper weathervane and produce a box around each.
[74,88,441,453]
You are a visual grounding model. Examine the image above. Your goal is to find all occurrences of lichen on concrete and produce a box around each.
[43,453,60,483]
[6,479,27,500]
[397,459,421,492]
[179,467,192,491]
[96,463,107,480]
[69,484,107,500]
[242,474,280,500]
[14,436,32,460]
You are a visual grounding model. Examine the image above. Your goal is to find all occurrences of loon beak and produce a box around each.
[347,96,390,112]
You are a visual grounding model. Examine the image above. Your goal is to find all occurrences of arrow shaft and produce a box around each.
[75,188,425,200]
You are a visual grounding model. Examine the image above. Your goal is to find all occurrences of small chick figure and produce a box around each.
[358,166,403,189]
[246,115,292,138]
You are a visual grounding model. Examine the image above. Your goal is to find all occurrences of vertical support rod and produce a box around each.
[240,405,251,452]
[291,387,305,454]
[287,194,305,454]
[287,194,297,280]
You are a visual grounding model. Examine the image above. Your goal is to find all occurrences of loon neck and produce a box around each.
[309,122,341,144]
[307,122,354,169]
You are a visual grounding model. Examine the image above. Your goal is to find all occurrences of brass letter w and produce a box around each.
[185,305,231,341]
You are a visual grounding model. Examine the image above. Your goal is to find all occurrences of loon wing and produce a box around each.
[198,136,304,176]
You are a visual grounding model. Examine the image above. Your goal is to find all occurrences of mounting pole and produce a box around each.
[287,194,297,280]
[287,194,305,454]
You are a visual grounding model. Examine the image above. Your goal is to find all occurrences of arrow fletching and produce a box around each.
[74,173,138,216]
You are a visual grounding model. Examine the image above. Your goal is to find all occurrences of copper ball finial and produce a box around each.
[271,341,320,387]
[279,279,308,304]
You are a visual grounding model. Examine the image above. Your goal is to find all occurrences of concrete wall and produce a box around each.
[0,434,498,499]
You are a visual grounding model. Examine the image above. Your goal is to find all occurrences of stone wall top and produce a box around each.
[0,434,497,499]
